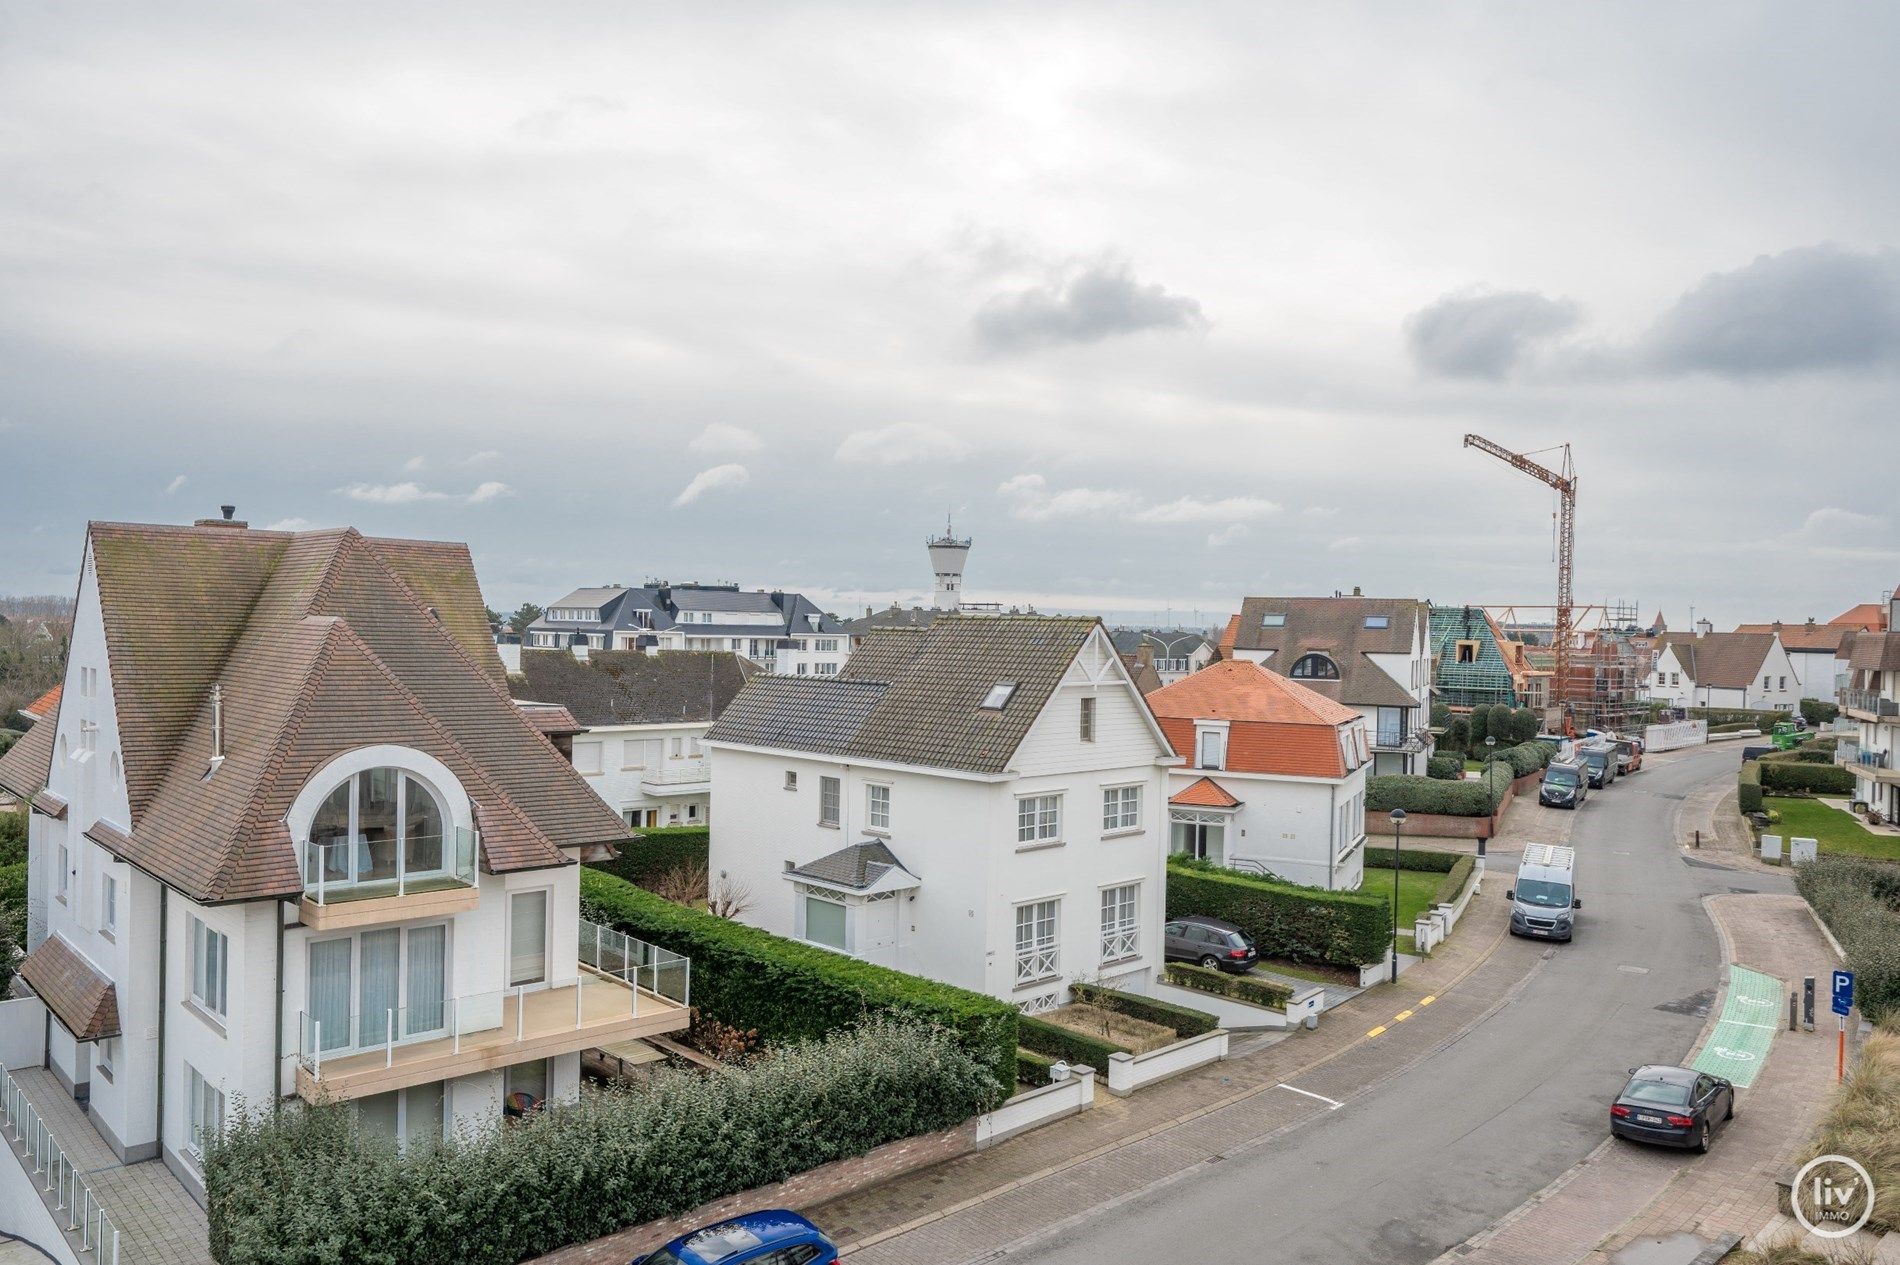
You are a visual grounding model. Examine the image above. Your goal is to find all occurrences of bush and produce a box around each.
[1481,761,1515,810]
[1800,1022,1900,1235]
[1166,857,1389,966]
[1485,704,1515,744]
[1365,775,1493,817]
[1018,1015,1129,1068]
[1430,702,1452,729]
[1484,740,1553,778]
[1426,755,1465,781]
[1760,762,1856,795]
[1162,962,1293,1009]
[1508,708,1541,742]
[1468,707,1490,747]
[0,809,23,867]
[1068,981,1217,1038]
[1738,759,1764,814]
[585,826,710,890]
[1796,856,1900,1025]
[1433,856,1477,907]
[1443,715,1471,753]
[1363,845,1462,873]
[581,869,1019,1094]
[1692,707,1795,729]
[1801,698,1841,728]
[1016,1047,1058,1086]
[206,1017,996,1265]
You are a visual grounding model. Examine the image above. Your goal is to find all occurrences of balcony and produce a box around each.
[295,921,689,1102]
[1839,688,1900,721]
[640,758,711,798]
[1372,728,1426,752]
[298,828,481,931]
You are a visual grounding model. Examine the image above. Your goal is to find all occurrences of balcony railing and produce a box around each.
[579,918,691,1007]
[1372,727,1426,751]
[0,1064,121,1262]
[300,828,479,905]
[1839,688,1900,719]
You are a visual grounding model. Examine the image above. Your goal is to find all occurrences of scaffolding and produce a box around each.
[1429,605,1518,710]
[1481,603,1650,734]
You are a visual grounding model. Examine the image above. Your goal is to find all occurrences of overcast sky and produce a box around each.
[3,3,1897,629]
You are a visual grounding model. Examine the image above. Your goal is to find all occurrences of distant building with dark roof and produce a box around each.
[524,581,850,676]
[1108,628,1214,686]
[1648,630,1799,712]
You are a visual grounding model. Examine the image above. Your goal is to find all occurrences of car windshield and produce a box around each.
[1515,878,1572,908]
[1546,769,1579,786]
[644,1253,685,1265]
[1623,1079,1691,1107]
[1584,751,1607,767]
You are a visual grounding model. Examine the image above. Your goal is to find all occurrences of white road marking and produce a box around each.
[1725,1020,1781,1029]
[1276,1083,1344,1109]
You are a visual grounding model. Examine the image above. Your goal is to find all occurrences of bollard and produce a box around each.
[1789,992,1799,1032]
[1694,829,1701,848]
[1803,977,1816,1031]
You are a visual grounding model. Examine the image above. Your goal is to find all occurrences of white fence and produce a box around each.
[1413,861,1484,954]
[1148,981,1323,1031]
[1105,1028,1229,1097]
[1645,721,1709,752]
[975,1064,1096,1145]
[0,1064,120,1262]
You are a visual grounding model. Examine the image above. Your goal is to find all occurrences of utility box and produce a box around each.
[1790,837,1819,865]
[1760,834,1783,864]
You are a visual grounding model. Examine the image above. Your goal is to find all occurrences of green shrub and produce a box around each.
[0,859,25,970]
[1760,762,1856,795]
[1016,1047,1058,1086]
[584,826,710,890]
[1433,855,1477,907]
[1481,761,1515,809]
[1508,708,1541,742]
[0,809,24,867]
[1363,845,1461,873]
[1365,775,1492,817]
[1068,981,1217,1038]
[206,1017,996,1265]
[1162,962,1294,1009]
[1738,759,1764,814]
[1444,715,1471,752]
[1485,703,1515,744]
[1430,702,1452,729]
[1468,707,1490,747]
[1693,707,1794,729]
[1018,1015,1129,1068]
[1801,698,1841,728]
[1796,856,1900,1024]
[1426,755,1464,780]
[581,869,1018,1094]
[1166,857,1389,966]
[1485,740,1554,778]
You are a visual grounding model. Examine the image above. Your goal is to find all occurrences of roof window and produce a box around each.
[1260,613,1286,627]
[1365,615,1389,629]
[980,681,1019,710]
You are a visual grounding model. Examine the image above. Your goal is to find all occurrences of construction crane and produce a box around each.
[1464,434,1577,732]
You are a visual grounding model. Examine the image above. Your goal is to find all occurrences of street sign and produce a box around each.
[1832,970,1855,1017]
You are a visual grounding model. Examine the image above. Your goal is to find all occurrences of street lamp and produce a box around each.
[1388,808,1406,983]
[1480,737,1495,861]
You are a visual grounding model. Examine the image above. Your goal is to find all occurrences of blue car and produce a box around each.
[633,1210,838,1265]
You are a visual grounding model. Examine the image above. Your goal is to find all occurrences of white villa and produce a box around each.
[523,582,851,676]
[1648,629,1800,712]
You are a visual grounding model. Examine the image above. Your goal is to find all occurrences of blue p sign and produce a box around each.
[1832,970,1854,1017]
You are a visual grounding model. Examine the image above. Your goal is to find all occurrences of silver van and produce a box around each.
[1509,843,1581,942]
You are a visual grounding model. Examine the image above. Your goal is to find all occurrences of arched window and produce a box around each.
[1289,653,1340,680]
[307,769,447,889]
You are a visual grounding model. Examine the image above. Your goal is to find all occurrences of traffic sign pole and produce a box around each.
[1831,970,1855,1083]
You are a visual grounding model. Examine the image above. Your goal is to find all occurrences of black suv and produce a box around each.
[1163,916,1259,972]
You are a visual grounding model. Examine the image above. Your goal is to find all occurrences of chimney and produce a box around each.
[1696,618,1713,638]
[194,504,249,529]
[1136,644,1155,669]
[1352,585,1362,597]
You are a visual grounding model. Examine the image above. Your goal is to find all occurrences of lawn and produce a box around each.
[1361,866,1444,948]
[1764,796,1900,861]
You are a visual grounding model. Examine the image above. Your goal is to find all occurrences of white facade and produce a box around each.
[570,722,713,828]
[1784,646,1852,703]
[1647,636,1801,712]
[1166,766,1369,892]
[707,629,1177,1011]
[1229,621,1433,776]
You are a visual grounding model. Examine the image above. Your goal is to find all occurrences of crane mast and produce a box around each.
[1463,434,1577,733]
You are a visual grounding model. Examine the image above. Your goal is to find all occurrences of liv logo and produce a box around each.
[1791,1154,1875,1239]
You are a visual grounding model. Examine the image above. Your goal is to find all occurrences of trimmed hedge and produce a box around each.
[1366,775,1493,817]
[581,869,1019,1094]
[1480,761,1516,809]
[1163,962,1294,1009]
[1693,707,1797,729]
[1761,762,1856,795]
[1018,1015,1129,1068]
[1017,1047,1058,1087]
[1363,845,1462,873]
[207,1017,996,1265]
[1426,754,1465,781]
[1800,698,1840,727]
[1434,855,1477,907]
[1068,981,1217,1038]
[585,826,710,890]
[1486,740,1554,778]
[1795,855,1900,1023]
[1738,759,1764,814]
[1166,857,1389,966]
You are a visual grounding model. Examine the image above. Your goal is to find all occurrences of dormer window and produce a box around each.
[1260,614,1286,628]
[981,681,1018,710]
[1289,653,1339,680]
[305,768,450,895]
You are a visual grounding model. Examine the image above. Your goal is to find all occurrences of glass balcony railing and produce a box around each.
[300,827,479,904]
[1839,688,1900,719]
[579,918,691,1008]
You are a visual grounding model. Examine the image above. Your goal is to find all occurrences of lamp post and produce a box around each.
[1388,808,1406,983]
[1481,738,1495,861]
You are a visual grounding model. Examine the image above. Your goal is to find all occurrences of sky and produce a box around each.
[2,2,1898,629]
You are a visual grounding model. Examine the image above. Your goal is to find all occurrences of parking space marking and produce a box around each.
[1276,1083,1344,1110]
[1367,1025,1387,1038]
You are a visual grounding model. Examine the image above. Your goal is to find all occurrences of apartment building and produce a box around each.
[524,582,850,676]
[1838,596,1900,822]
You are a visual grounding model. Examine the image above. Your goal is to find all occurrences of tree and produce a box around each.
[1430,702,1451,729]
[1486,703,1515,745]
[1509,707,1541,742]
[1444,715,1471,753]
[1467,706,1489,747]
[507,603,544,637]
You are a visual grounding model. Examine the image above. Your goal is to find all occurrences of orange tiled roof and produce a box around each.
[21,684,60,722]
[1148,660,1361,779]
[1831,603,1888,632]
[1170,777,1241,808]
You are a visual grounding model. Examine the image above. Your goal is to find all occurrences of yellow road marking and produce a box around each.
[1367,1025,1387,1038]
[1395,1009,1414,1022]
[1419,995,1436,1006]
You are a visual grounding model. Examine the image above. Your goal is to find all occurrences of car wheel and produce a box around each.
[1724,1095,1735,1122]
[1199,954,1221,969]
[1695,1122,1711,1153]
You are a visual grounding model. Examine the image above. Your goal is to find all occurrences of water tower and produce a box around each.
[927,519,972,610]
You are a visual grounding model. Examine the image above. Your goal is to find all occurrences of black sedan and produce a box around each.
[1162,916,1259,973]
[1609,1065,1735,1152]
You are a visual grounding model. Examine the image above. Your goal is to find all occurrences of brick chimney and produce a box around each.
[194,504,248,529]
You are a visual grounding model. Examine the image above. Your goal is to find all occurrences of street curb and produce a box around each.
[1802,902,1848,963]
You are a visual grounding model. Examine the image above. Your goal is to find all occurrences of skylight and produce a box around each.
[981,681,1019,709]
[1365,615,1389,629]
[1260,613,1286,627]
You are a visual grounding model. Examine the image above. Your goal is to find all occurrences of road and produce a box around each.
[998,742,1790,1265]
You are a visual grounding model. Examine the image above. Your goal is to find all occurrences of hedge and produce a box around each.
[585,826,710,890]
[1163,962,1294,1009]
[1434,855,1477,907]
[1795,855,1900,1023]
[1363,845,1462,873]
[0,809,24,867]
[1800,698,1840,727]
[580,869,1018,1094]
[1692,707,1798,729]
[206,1017,996,1265]
[1426,755,1465,781]
[1366,775,1493,817]
[1018,1015,1129,1068]
[1166,857,1389,966]
[1017,1047,1058,1086]
[1485,740,1554,778]
[1760,762,1856,795]
[1068,981,1218,1038]
[1480,761,1516,809]
[1738,759,1764,814]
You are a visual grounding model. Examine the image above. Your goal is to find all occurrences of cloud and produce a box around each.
[467,481,513,504]
[1637,245,1900,377]
[835,422,971,465]
[1000,473,1278,529]
[1207,523,1250,548]
[1404,288,1582,379]
[333,481,510,505]
[1136,494,1280,525]
[687,423,763,456]
[164,474,187,495]
[671,463,750,507]
[1327,536,1363,551]
[973,257,1207,354]
[403,455,426,472]
[464,450,501,465]
[263,517,313,532]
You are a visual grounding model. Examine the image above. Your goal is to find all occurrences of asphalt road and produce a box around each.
[1004,742,1791,1265]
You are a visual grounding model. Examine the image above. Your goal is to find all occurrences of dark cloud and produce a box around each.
[1638,244,1900,376]
[1403,289,1581,379]
[973,258,1206,354]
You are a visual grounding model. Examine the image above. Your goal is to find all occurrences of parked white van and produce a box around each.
[1509,843,1581,942]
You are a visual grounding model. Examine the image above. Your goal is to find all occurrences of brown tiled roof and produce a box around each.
[517,703,584,737]
[19,936,120,1041]
[1119,652,1163,696]
[0,699,58,801]
[1224,596,1423,710]
[61,522,627,903]
[1842,630,1900,674]
[510,650,755,729]
[1734,622,1850,652]
[1655,632,1776,690]
[30,790,66,820]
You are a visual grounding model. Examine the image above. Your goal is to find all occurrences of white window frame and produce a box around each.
[56,844,69,901]
[1102,784,1141,833]
[1014,899,1060,986]
[508,889,551,988]
[1100,884,1139,963]
[1016,793,1062,846]
[1195,726,1227,771]
[572,741,602,776]
[100,873,117,936]
[784,770,799,791]
[802,891,849,952]
[96,1035,116,1080]
[866,783,891,833]
[1079,696,1096,743]
[190,915,229,1019]
[185,1063,224,1163]
[819,776,841,827]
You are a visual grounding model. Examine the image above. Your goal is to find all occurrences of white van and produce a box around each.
[1509,843,1581,942]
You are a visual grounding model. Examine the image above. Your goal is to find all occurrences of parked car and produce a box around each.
[634,1212,839,1265]
[1612,737,1644,774]
[1609,1065,1734,1152]
[1580,743,1618,789]
[1163,916,1260,973]
[1538,762,1587,809]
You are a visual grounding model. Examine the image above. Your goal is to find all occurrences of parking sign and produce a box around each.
[1832,970,1855,1017]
